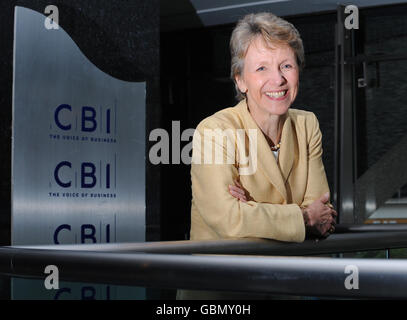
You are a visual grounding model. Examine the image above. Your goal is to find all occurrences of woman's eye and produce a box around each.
[256,66,265,71]
[281,64,292,70]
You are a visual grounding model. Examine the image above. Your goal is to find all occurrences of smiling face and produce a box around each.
[235,36,299,119]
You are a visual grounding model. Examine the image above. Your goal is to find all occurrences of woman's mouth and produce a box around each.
[265,90,288,100]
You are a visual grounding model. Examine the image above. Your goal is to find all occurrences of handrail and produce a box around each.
[9,225,407,256]
[1,246,407,298]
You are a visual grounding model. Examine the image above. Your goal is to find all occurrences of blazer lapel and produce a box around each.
[236,100,288,201]
[278,113,296,184]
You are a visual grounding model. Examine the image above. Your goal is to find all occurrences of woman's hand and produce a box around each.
[229,182,337,239]
[302,192,337,239]
[228,180,251,202]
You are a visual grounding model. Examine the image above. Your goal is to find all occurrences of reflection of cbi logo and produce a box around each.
[53,104,114,189]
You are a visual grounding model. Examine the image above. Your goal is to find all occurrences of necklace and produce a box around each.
[263,134,282,152]
[263,132,282,152]
[270,142,281,152]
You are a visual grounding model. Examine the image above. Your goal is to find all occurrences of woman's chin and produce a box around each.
[263,104,291,116]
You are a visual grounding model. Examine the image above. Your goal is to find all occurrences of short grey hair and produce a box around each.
[230,12,305,100]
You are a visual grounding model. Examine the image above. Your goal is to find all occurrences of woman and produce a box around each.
[190,12,337,243]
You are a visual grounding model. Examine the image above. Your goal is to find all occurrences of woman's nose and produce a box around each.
[268,68,287,86]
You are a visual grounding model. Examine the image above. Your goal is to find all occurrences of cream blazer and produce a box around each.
[190,99,331,243]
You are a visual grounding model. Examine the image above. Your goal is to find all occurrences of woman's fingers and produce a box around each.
[230,180,253,202]
[228,185,247,202]
[323,215,336,236]
[229,184,246,196]
[316,214,335,235]
[330,209,338,219]
[331,211,338,224]
[231,191,247,202]
[321,221,334,235]
[322,212,335,225]
[320,209,333,220]
[307,197,338,238]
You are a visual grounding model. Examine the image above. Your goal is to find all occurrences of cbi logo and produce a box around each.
[51,104,116,190]
[54,104,114,134]
[54,161,113,189]
[54,223,112,244]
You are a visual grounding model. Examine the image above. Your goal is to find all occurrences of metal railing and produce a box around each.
[10,224,407,256]
[1,224,407,298]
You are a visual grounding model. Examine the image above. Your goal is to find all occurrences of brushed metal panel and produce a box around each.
[12,6,146,246]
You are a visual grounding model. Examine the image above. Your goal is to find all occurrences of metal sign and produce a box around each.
[12,6,145,246]
[11,6,146,300]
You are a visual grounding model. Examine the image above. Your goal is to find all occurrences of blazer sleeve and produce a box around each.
[300,113,333,209]
[191,118,306,243]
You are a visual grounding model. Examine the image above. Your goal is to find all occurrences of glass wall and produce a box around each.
[354,4,407,231]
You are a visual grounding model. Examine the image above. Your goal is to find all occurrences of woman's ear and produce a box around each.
[235,74,247,94]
